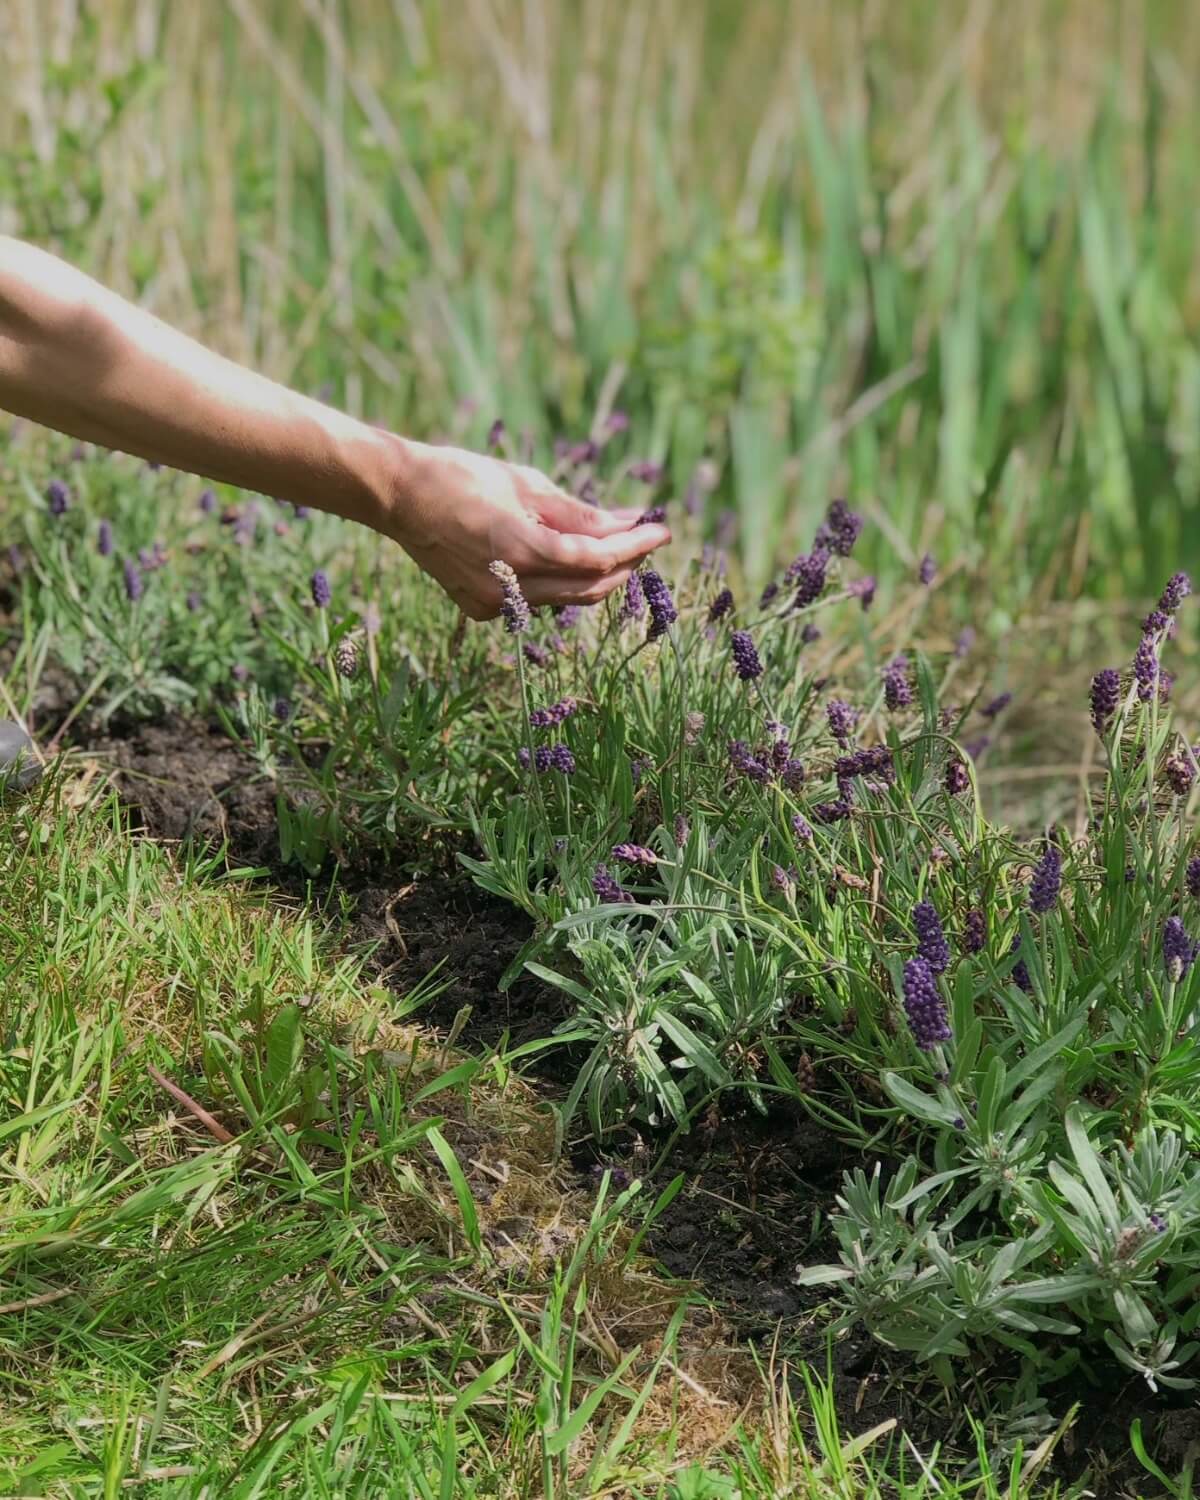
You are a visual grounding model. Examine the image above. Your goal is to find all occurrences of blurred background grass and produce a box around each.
[4,0,1200,600]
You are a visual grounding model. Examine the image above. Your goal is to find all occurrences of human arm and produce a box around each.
[0,236,668,618]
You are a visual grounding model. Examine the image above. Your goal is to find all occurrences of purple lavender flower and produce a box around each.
[273,697,292,723]
[954,627,975,658]
[965,736,991,761]
[606,410,630,435]
[1010,934,1033,993]
[835,745,895,792]
[1149,1212,1168,1233]
[730,630,763,681]
[231,662,249,684]
[792,812,814,842]
[945,758,970,796]
[46,480,70,516]
[612,843,657,866]
[1159,572,1192,614]
[487,418,505,450]
[489,560,529,634]
[919,553,937,586]
[1029,843,1063,914]
[674,814,690,845]
[883,655,913,712]
[620,572,645,622]
[771,864,794,892]
[780,758,806,790]
[1133,634,1159,702]
[643,570,677,640]
[1090,668,1120,735]
[628,461,664,484]
[554,605,582,631]
[122,559,143,602]
[311,569,332,609]
[729,740,771,783]
[523,640,550,667]
[963,909,986,955]
[1188,856,1200,900]
[708,588,734,623]
[1166,753,1196,796]
[529,697,578,728]
[787,549,830,608]
[814,796,853,824]
[902,958,952,1050]
[629,757,648,785]
[1163,916,1197,983]
[981,692,1012,719]
[801,623,821,644]
[813,499,864,558]
[826,700,857,745]
[294,505,311,520]
[636,504,667,527]
[913,901,951,974]
[97,520,114,557]
[186,591,201,612]
[546,743,576,774]
[759,582,780,607]
[849,575,877,611]
[592,864,634,905]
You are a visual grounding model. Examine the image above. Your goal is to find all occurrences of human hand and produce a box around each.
[382,439,670,620]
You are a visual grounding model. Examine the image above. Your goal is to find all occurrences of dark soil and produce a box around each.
[83,713,1195,1494]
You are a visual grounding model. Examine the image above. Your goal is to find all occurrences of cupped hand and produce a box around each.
[385,439,670,620]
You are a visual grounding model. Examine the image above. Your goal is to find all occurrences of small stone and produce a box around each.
[0,721,41,790]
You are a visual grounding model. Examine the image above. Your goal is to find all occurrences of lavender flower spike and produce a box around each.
[46,480,70,516]
[620,571,645,622]
[122,559,144,602]
[1028,843,1063,915]
[310,569,332,609]
[1188,856,1200,901]
[883,654,913,711]
[612,843,657,867]
[730,629,763,681]
[826,699,857,745]
[97,520,114,557]
[592,864,635,905]
[1133,634,1159,702]
[488,560,530,634]
[1090,668,1120,736]
[1159,572,1192,615]
[963,909,986,955]
[643,569,677,640]
[1163,917,1197,983]
[902,958,952,1050]
[913,900,951,974]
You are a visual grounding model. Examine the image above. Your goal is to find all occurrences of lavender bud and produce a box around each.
[620,572,645,622]
[913,900,951,974]
[1166,753,1196,797]
[1163,916,1197,983]
[547,742,576,774]
[902,958,952,1050]
[1028,843,1063,915]
[122,559,144,602]
[801,622,822,644]
[612,843,656,867]
[792,812,813,842]
[97,519,114,556]
[592,864,634,905]
[674,814,690,845]
[643,569,678,640]
[46,480,70,516]
[708,588,734,623]
[628,461,663,484]
[1159,572,1192,615]
[945,758,970,795]
[1010,934,1033,993]
[335,638,360,678]
[849,575,877,610]
[730,629,763,681]
[310,570,332,609]
[883,654,913,711]
[1133,634,1159,702]
[198,489,217,515]
[554,605,582,631]
[273,697,292,723]
[759,581,780,607]
[918,553,936,586]
[981,693,1012,719]
[186,591,201,612]
[489,560,530,634]
[813,499,864,558]
[826,700,858,745]
[1187,856,1200,900]
[487,418,505,450]
[523,640,550,667]
[637,504,667,526]
[787,549,830,608]
[963,909,986,954]
[954,627,975,658]
[1090,668,1121,735]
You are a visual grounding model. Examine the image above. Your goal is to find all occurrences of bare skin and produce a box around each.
[0,236,669,619]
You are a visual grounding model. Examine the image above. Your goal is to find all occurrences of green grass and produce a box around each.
[0,772,1063,1497]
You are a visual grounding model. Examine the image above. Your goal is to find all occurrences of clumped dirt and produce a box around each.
[79,713,1194,1493]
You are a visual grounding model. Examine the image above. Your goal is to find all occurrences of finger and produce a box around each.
[522,566,634,608]
[530,488,648,538]
[529,522,671,577]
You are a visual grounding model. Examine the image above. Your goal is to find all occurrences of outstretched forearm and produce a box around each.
[0,235,398,530]
[0,236,668,618]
